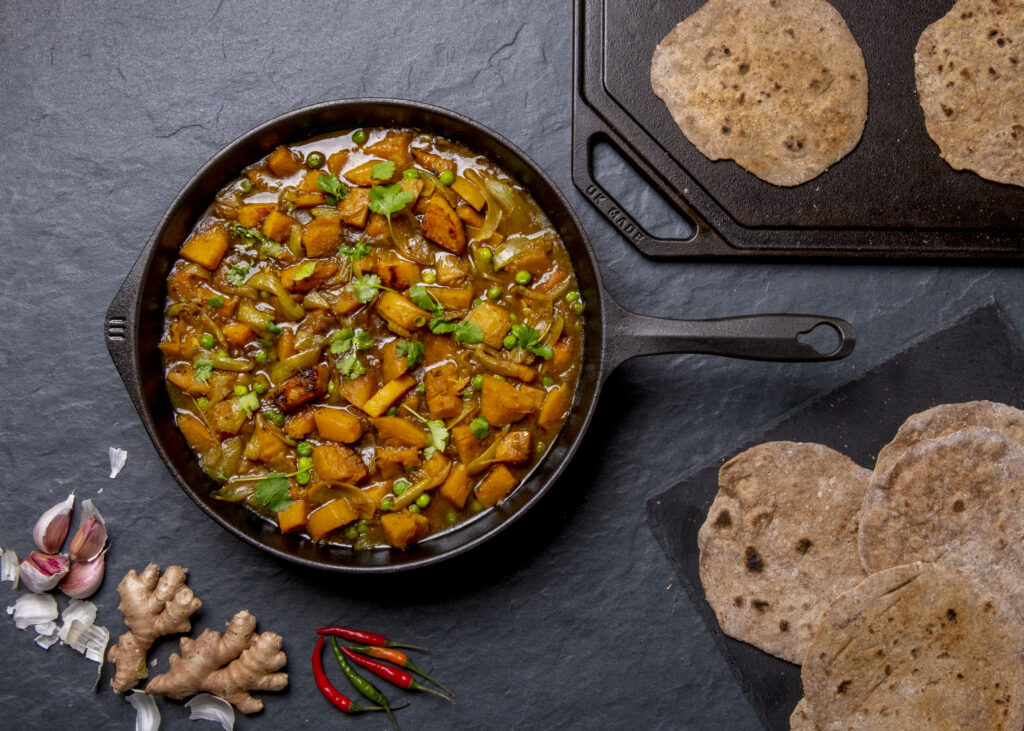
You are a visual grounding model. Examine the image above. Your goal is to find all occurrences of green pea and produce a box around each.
[536,441,546,454]
[207,295,225,308]
[446,510,458,523]
[197,397,209,410]
[233,384,248,396]
[344,526,359,540]
[487,286,502,301]
[566,291,580,303]
[508,313,517,323]
[403,168,420,179]
[393,479,410,495]
[386,406,398,416]
[296,441,313,457]
[295,470,311,485]
[503,334,517,350]
[357,520,368,534]
[571,301,585,314]
[416,381,426,394]
[265,320,282,334]
[479,247,493,260]
[265,410,285,427]
[297,456,313,471]
[238,179,253,193]
[253,382,267,395]
[470,499,484,513]
[514,270,531,285]
[200,333,215,349]
[352,129,367,144]
[439,170,455,186]
[421,269,437,284]
[472,374,483,390]
[462,387,474,399]
[306,151,325,169]
[381,496,395,511]
[415,493,431,508]
[408,504,420,514]
[542,377,554,387]
[255,349,268,364]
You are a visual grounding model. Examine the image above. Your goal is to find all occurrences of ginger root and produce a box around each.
[146,610,288,713]
[107,564,202,692]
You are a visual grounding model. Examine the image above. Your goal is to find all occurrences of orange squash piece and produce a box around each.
[314,407,364,444]
[268,145,302,177]
[180,226,229,271]
[312,444,368,484]
[439,464,472,508]
[276,500,308,533]
[361,374,417,418]
[381,511,429,549]
[221,321,254,348]
[370,416,428,448]
[307,499,359,541]
[475,464,519,508]
[480,376,544,426]
[262,210,298,242]
[421,194,467,254]
[337,187,371,228]
[495,431,531,464]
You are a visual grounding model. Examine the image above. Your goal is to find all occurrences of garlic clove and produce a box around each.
[19,552,70,593]
[68,499,106,562]
[33,493,75,554]
[59,553,105,599]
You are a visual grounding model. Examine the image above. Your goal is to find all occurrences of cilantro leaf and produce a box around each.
[368,184,415,247]
[370,160,396,180]
[409,284,444,314]
[293,261,316,281]
[395,339,425,368]
[230,222,282,258]
[353,330,374,350]
[193,359,214,383]
[424,419,450,460]
[454,320,484,345]
[253,473,293,513]
[236,391,260,418]
[339,353,366,379]
[339,241,372,261]
[317,173,349,204]
[330,328,354,355]
[429,316,456,335]
[227,262,250,286]
[352,274,384,303]
[511,323,554,360]
[470,415,490,440]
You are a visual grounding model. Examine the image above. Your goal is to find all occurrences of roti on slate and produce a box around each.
[915,0,1024,188]
[789,699,815,730]
[860,426,1024,613]
[698,442,871,664]
[874,400,1024,476]
[801,562,1024,731]
[650,0,868,186]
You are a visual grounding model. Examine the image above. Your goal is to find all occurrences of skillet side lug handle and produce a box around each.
[602,299,856,372]
[105,254,147,418]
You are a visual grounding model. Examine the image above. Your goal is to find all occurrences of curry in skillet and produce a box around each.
[159,128,584,549]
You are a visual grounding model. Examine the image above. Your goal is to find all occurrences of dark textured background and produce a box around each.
[1,2,1021,729]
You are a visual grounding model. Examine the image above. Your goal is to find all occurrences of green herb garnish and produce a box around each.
[454,320,484,345]
[265,320,283,335]
[409,284,443,314]
[253,473,292,513]
[470,415,490,440]
[227,262,250,286]
[368,183,414,247]
[330,328,354,355]
[402,404,450,460]
[293,261,316,281]
[352,273,389,303]
[395,339,425,368]
[510,323,554,360]
[316,173,349,205]
[192,359,214,383]
[236,391,260,418]
[370,160,396,180]
[230,222,282,258]
[338,353,367,379]
[339,241,372,262]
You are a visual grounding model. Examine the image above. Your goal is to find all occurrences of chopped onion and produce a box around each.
[8,593,58,629]
[186,694,235,730]
[109,447,128,478]
[127,691,162,731]
[0,547,19,588]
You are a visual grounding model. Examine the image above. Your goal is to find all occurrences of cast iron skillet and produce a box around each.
[105,99,855,573]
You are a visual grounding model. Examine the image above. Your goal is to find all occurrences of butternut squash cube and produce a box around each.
[369,416,428,448]
[495,431,531,464]
[430,287,474,311]
[381,511,429,549]
[539,385,571,430]
[377,253,421,290]
[280,260,339,292]
[221,321,254,348]
[284,408,316,439]
[451,425,485,465]
[421,194,467,254]
[376,447,420,479]
[375,291,430,332]
[380,339,411,383]
[262,210,298,242]
[177,412,218,454]
[439,464,472,509]
[411,148,456,175]
[480,376,543,426]
[424,362,462,419]
[435,254,469,285]
[312,444,368,484]
[236,204,274,228]
[268,145,302,177]
[307,499,359,541]
[361,374,417,418]
[337,187,370,228]
[344,159,399,187]
[276,499,308,533]
[475,464,519,508]
[464,302,511,349]
[180,226,229,271]
[314,407,364,443]
[365,131,414,170]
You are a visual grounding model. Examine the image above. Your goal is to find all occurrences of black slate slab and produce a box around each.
[647,301,1024,730]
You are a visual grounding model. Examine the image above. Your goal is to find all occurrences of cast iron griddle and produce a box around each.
[573,0,1024,259]
[646,301,1024,729]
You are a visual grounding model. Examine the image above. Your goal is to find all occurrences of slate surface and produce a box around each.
[1,2,1023,729]
[646,302,1024,730]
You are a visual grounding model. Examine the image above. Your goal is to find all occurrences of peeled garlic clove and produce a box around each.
[60,553,105,599]
[68,499,106,562]
[33,493,75,554]
[19,552,70,593]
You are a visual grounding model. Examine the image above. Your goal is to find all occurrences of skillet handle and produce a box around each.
[603,299,856,373]
[105,253,146,416]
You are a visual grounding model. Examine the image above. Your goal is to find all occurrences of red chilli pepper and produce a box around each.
[317,626,427,651]
[349,644,456,697]
[341,646,454,703]
[311,635,387,714]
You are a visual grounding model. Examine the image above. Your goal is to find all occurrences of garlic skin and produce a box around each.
[68,499,106,562]
[33,493,75,554]
[59,553,105,599]
[19,552,70,593]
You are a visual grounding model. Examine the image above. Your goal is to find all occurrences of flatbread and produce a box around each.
[801,562,1024,731]
[789,698,816,730]
[874,400,1024,476]
[915,0,1024,187]
[650,0,868,186]
[860,427,1024,613]
[698,442,871,664]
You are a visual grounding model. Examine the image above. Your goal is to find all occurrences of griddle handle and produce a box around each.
[603,298,856,373]
[571,103,731,259]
